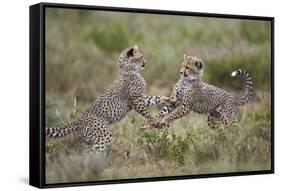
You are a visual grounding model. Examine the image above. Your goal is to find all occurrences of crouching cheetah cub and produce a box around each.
[152,54,253,128]
[46,45,168,153]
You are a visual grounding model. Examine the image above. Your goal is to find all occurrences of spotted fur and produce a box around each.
[154,54,253,128]
[46,45,168,153]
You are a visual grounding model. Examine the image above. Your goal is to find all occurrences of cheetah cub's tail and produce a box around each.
[231,69,253,106]
[46,122,78,138]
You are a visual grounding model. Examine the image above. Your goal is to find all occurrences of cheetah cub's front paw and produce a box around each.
[163,96,177,107]
[169,97,177,104]
[142,116,160,129]
[161,96,171,105]
[158,117,170,128]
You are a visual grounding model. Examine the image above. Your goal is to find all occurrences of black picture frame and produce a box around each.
[29,2,274,188]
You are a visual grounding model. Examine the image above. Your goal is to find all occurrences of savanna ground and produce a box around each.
[45,8,272,184]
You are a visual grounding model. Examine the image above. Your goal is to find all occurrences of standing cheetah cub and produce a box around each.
[46,45,168,153]
[152,54,253,128]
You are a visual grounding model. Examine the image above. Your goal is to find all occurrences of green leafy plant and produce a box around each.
[137,129,191,166]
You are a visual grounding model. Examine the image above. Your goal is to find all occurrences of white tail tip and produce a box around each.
[134,45,138,50]
[231,71,237,77]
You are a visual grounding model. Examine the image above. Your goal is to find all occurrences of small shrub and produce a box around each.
[137,129,190,166]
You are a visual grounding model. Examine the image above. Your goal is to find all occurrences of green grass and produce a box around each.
[45,8,272,184]
[46,95,271,184]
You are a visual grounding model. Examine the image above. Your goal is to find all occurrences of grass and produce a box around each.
[45,8,272,184]
[46,94,271,184]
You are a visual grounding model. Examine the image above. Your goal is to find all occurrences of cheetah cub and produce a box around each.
[46,45,168,153]
[153,54,253,128]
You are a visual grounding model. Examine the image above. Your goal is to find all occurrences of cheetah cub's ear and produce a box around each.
[126,45,139,57]
[127,47,135,57]
[195,60,203,70]
[134,45,139,50]
[183,54,187,59]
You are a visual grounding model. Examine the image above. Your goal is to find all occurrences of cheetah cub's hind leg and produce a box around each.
[207,111,221,129]
[218,105,239,128]
[81,117,112,155]
[207,105,239,129]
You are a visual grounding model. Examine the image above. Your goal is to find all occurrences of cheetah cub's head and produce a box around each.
[117,45,146,74]
[180,54,203,81]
